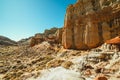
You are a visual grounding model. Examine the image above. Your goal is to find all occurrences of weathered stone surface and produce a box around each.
[55,28,63,44]
[94,75,108,80]
[44,27,58,37]
[30,34,44,47]
[30,28,62,47]
[62,0,120,49]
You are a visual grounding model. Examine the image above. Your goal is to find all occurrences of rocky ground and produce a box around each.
[0,42,120,80]
[0,36,17,46]
[0,0,120,80]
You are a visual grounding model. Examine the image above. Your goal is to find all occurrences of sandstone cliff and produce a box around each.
[62,0,120,49]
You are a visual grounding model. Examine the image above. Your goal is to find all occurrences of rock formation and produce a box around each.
[18,37,32,45]
[30,33,44,47]
[30,28,62,47]
[62,0,120,49]
[44,27,58,37]
[55,28,63,43]
[0,35,17,46]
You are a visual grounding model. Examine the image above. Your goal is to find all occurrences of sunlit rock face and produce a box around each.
[62,0,120,49]
[30,33,44,47]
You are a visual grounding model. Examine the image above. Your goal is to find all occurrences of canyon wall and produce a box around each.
[62,0,120,49]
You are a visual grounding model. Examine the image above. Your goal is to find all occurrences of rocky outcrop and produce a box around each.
[62,0,120,49]
[30,34,44,47]
[44,27,58,37]
[18,37,32,45]
[55,28,63,43]
[30,28,62,47]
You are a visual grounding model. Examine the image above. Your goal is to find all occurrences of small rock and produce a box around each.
[84,69,92,76]
[93,75,108,80]
[62,61,73,69]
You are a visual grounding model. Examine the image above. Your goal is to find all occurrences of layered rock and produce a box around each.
[44,27,58,37]
[62,0,120,49]
[30,33,44,47]
[30,28,63,47]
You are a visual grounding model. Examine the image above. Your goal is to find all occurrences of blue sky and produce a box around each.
[0,0,76,41]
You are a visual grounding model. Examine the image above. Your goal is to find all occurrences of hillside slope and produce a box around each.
[0,35,17,46]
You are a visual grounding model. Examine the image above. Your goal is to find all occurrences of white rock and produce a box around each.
[37,67,85,80]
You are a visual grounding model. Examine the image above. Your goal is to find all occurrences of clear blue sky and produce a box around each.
[0,0,76,41]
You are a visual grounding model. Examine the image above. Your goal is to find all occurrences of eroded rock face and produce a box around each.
[55,28,63,44]
[62,0,120,49]
[30,34,44,47]
[30,28,63,47]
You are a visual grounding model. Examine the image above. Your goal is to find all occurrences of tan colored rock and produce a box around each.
[62,27,74,49]
[30,34,44,47]
[46,59,65,68]
[84,69,92,76]
[55,28,63,43]
[30,37,36,47]
[84,22,100,48]
[62,61,73,69]
[62,0,120,50]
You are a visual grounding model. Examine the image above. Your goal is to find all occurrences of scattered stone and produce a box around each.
[93,74,108,80]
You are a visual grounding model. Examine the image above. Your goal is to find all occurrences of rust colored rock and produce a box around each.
[94,75,108,80]
[62,0,120,50]
[106,36,120,44]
